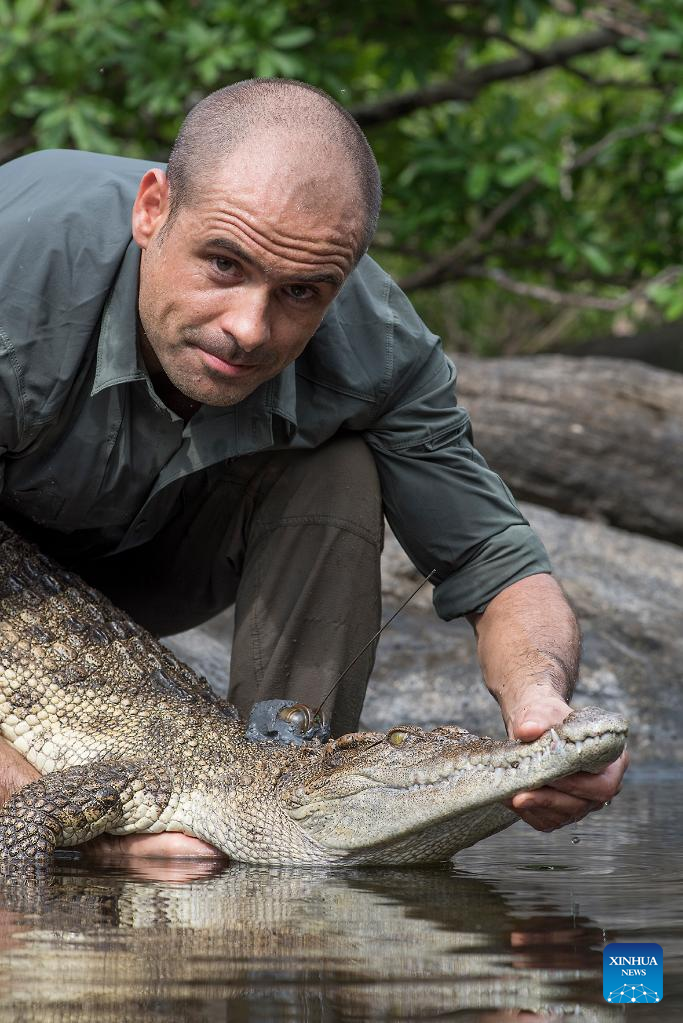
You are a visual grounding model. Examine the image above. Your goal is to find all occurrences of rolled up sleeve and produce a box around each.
[364,282,551,620]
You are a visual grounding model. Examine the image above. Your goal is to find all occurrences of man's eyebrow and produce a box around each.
[206,237,344,287]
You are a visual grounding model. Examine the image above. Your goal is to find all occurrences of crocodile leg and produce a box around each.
[0,763,173,860]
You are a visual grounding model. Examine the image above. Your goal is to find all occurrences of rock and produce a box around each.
[164,504,682,762]
[455,354,683,546]
[556,318,683,374]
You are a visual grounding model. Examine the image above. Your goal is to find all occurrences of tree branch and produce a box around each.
[398,180,537,291]
[551,1,651,41]
[561,63,657,90]
[569,115,677,172]
[486,259,640,289]
[350,28,621,127]
[460,265,683,311]
[398,113,681,293]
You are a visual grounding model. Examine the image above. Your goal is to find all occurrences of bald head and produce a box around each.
[166,78,381,264]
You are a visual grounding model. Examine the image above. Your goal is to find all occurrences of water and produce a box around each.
[0,769,679,1022]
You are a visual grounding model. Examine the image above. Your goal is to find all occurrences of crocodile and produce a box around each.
[0,521,628,865]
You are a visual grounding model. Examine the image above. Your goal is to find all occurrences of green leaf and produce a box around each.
[581,243,612,275]
[536,162,560,189]
[268,50,305,77]
[496,157,538,188]
[659,289,683,320]
[646,278,683,321]
[662,125,683,147]
[466,164,492,200]
[12,0,44,26]
[665,156,683,190]
[272,27,315,50]
[255,51,277,77]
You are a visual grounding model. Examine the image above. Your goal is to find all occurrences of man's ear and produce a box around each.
[132,168,170,249]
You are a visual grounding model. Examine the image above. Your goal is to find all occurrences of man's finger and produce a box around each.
[508,786,606,832]
[512,805,601,833]
[505,695,573,743]
[545,749,628,800]
[511,805,571,832]
[512,787,593,818]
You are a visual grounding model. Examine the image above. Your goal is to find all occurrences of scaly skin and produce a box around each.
[0,522,628,865]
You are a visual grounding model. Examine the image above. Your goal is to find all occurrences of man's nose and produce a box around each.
[219,287,271,351]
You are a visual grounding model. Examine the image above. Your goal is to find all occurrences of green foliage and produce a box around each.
[0,0,322,157]
[2,0,683,352]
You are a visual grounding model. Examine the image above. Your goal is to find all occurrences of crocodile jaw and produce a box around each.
[282,708,627,863]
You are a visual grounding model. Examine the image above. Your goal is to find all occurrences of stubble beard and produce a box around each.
[169,334,284,407]
[139,317,275,408]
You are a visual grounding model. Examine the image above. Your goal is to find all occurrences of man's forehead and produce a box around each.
[177,162,361,273]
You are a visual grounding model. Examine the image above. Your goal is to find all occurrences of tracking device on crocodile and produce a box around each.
[245,700,331,746]
[244,571,436,746]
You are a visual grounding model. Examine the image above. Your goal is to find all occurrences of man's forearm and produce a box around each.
[467,572,580,735]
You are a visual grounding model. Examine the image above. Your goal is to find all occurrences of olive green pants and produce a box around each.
[79,437,384,736]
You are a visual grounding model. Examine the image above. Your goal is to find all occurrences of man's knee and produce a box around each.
[255,435,384,548]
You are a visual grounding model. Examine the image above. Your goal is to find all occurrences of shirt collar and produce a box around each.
[91,237,146,395]
[196,360,298,437]
[265,361,297,431]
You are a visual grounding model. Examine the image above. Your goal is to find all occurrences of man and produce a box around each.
[0,79,626,858]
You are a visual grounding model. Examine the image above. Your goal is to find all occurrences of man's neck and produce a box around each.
[149,372,201,424]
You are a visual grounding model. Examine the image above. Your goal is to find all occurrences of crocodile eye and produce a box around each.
[278,704,313,734]
[387,729,409,747]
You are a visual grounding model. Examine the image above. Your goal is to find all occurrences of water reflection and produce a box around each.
[0,772,680,1022]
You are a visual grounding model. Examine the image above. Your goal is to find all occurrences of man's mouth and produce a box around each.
[193,342,264,378]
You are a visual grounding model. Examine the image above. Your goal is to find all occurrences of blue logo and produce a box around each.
[603,942,663,1003]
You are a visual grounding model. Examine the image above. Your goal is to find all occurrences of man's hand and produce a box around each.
[504,692,629,832]
[81,831,225,861]
[0,737,224,860]
[467,573,628,834]
[0,735,40,802]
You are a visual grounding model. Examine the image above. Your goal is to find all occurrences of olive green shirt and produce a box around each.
[0,149,550,619]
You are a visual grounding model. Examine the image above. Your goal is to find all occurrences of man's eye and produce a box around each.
[212,256,239,275]
[285,284,315,302]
